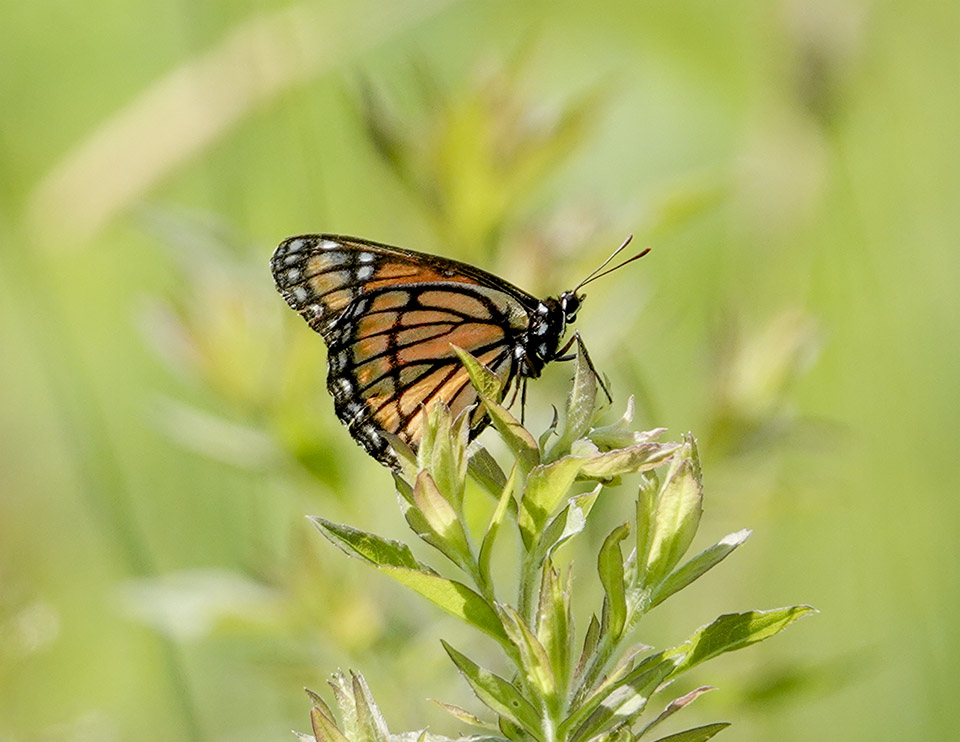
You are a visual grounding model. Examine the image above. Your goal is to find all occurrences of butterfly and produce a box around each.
[270,234,648,469]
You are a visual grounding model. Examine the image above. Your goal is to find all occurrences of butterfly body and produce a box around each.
[271,234,584,468]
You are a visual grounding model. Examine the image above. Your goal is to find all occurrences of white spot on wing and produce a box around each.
[357,265,374,280]
[320,239,339,251]
[344,401,365,420]
[292,286,308,302]
[287,268,301,281]
[283,253,300,265]
[359,252,375,264]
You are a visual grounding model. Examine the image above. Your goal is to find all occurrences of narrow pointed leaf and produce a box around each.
[351,672,389,742]
[650,722,730,742]
[536,564,570,698]
[479,463,520,593]
[311,517,424,571]
[429,699,498,730]
[442,641,543,739]
[639,686,715,739]
[574,614,601,685]
[538,405,560,450]
[452,344,505,401]
[305,687,335,723]
[566,653,675,742]
[578,442,680,479]
[649,530,751,608]
[566,644,654,730]
[310,707,348,742]
[469,447,511,504]
[666,606,817,677]
[379,566,508,645]
[499,605,557,703]
[537,485,601,562]
[547,343,597,460]
[480,393,540,473]
[382,433,418,485]
[327,672,357,737]
[634,472,658,586]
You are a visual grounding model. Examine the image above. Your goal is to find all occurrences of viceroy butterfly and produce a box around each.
[271,234,648,469]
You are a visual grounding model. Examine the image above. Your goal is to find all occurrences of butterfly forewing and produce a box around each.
[271,234,534,468]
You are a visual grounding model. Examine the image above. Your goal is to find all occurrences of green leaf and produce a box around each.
[519,457,585,548]
[452,344,505,401]
[537,405,560,450]
[649,723,730,742]
[305,687,335,723]
[666,606,817,677]
[351,672,389,742]
[498,605,557,705]
[412,471,473,568]
[645,455,703,587]
[536,485,601,563]
[480,393,540,473]
[598,523,630,640]
[566,652,674,742]
[649,530,751,609]
[634,472,658,586]
[310,706,348,742]
[578,442,680,479]
[379,566,508,645]
[469,447,511,502]
[327,672,359,739]
[310,517,423,571]
[587,398,666,450]
[479,462,520,593]
[574,614,600,685]
[423,402,468,508]
[639,686,715,739]
[429,699,498,730]
[417,400,443,473]
[382,432,419,485]
[536,564,572,699]
[442,641,543,739]
[498,716,528,742]
[547,342,597,460]
[392,471,415,504]
[567,643,654,729]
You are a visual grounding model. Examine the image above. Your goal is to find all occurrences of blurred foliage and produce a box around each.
[1,1,959,741]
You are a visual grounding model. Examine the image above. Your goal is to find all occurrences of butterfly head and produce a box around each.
[559,290,583,324]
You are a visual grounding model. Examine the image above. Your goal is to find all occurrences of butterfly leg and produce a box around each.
[520,377,528,424]
[553,333,613,403]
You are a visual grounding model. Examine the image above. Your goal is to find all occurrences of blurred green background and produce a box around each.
[2,0,958,740]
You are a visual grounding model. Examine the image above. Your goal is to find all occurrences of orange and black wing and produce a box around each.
[271,234,535,468]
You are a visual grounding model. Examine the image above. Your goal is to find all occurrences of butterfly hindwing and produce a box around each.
[271,234,535,467]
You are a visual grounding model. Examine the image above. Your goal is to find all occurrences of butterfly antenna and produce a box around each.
[577,241,652,290]
[575,235,633,291]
